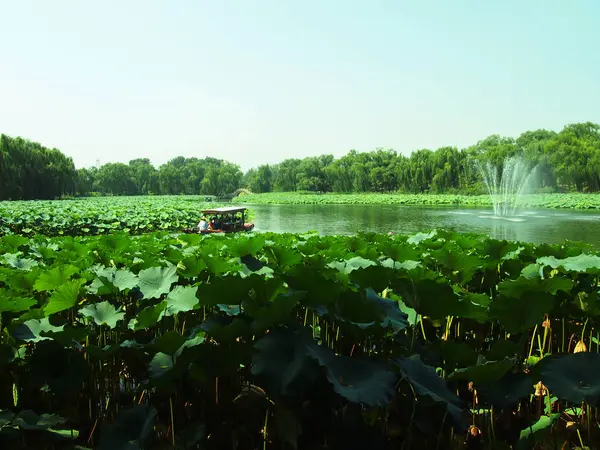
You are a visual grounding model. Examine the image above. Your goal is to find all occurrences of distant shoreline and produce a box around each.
[238,192,600,210]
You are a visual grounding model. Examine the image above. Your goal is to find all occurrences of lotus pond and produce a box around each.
[0,196,239,237]
[1,230,600,449]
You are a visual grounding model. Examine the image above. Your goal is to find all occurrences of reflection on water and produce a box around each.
[250,204,600,247]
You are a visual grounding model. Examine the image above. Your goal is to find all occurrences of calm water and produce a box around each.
[249,204,600,247]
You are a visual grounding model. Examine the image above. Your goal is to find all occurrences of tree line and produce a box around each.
[0,135,77,200]
[1,122,600,200]
[244,122,600,194]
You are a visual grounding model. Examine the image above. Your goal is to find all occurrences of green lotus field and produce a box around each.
[239,191,600,209]
[0,196,251,237]
[1,228,599,449]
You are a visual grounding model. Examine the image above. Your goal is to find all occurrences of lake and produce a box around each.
[249,204,600,247]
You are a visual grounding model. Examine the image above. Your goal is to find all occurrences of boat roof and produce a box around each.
[201,206,247,214]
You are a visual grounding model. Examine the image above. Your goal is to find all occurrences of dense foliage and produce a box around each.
[3,122,600,200]
[0,135,243,200]
[1,230,599,449]
[78,157,243,198]
[0,135,77,201]
[0,196,250,237]
[244,122,600,194]
[239,192,600,210]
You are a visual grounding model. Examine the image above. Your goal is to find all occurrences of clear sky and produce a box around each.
[1,0,599,171]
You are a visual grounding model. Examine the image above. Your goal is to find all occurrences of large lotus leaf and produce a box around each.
[537,254,600,273]
[2,253,38,271]
[534,353,600,406]
[196,275,253,306]
[394,355,465,426]
[11,410,67,430]
[1,234,30,250]
[328,256,376,276]
[79,301,125,329]
[349,265,393,294]
[203,255,241,275]
[29,242,60,261]
[0,295,36,313]
[173,334,206,361]
[216,304,241,316]
[41,325,90,349]
[447,357,517,384]
[138,266,178,299]
[306,338,397,406]
[4,269,39,292]
[394,296,418,326]
[128,302,167,331]
[265,245,303,268]
[29,340,87,397]
[149,352,174,380]
[380,258,421,271]
[429,245,483,284]
[365,288,409,332]
[89,267,138,294]
[521,263,543,279]
[517,413,560,450]
[490,292,557,334]
[498,275,573,298]
[225,234,266,257]
[44,279,85,316]
[97,233,131,254]
[476,371,533,409]
[150,331,187,356]
[453,293,491,322]
[284,265,342,308]
[251,291,304,333]
[33,265,79,292]
[407,231,436,245]
[390,270,460,319]
[380,240,423,261]
[252,328,319,399]
[12,317,65,342]
[334,289,380,328]
[97,404,157,450]
[177,256,208,278]
[163,285,199,316]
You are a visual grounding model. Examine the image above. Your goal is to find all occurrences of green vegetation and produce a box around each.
[1,229,600,449]
[0,135,243,200]
[245,122,600,194]
[0,135,77,200]
[3,122,600,200]
[0,196,255,237]
[240,191,600,209]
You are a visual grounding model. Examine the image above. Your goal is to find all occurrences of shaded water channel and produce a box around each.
[248,204,600,247]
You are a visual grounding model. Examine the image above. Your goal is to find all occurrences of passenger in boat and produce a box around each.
[197,216,209,232]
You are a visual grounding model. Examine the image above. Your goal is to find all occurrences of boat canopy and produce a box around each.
[201,206,247,214]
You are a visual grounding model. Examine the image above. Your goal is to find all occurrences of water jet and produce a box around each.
[477,156,538,217]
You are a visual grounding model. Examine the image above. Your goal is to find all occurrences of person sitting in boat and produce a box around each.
[197,216,209,232]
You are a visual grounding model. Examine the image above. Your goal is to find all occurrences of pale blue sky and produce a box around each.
[1,0,599,171]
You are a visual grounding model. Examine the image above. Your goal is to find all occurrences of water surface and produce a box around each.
[250,204,600,247]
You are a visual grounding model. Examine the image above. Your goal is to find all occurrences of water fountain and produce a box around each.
[477,155,538,217]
